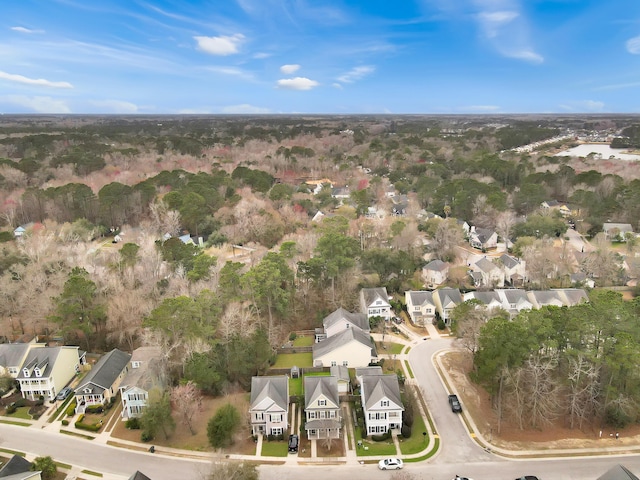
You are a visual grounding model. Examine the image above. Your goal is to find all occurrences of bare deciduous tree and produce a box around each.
[170,381,203,435]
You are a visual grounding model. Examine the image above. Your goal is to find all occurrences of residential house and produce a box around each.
[0,343,39,378]
[390,195,408,216]
[0,455,41,480]
[495,289,533,317]
[304,376,341,440]
[422,259,449,287]
[75,348,131,414]
[360,287,392,321]
[462,291,503,312]
[128,472,152,480]
[13,222,36,238]
[469,226,498,250]
[249,375,289,436]
[553,288,590,306]
[16,346,81,401]
[330,365,350,394]
[433,288,463,326]
[456,219,471,237]
[306,179,333,195]
[354,366,383,388]
[541,200,572,217]
[313,328,376,368]
[404,291,437,326]
[527,290,565,309]
[497,254,526,286]
[471,257,505,288]
[603,223,634,241]
[322,308,370,339]
[597,464,640,480]
[331,186,350,200]
[570,272,595,289]
[360,374,404,436]
[119,346,165,419]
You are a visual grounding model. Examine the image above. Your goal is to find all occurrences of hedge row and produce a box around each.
[74,414,103,432]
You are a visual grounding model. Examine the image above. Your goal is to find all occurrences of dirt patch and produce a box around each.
[111,391,255,454]
[442,350,640,450]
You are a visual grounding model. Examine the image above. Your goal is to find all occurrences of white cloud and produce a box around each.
[89,99,139,113]
[206,66,254,81]
[10,26,44,34]
[332,83,343,89]
[194,34,245,56]
[276,77,319,90]
[280,64,300,74]
[626,36,640,54]
[0,71,73,89]
[337,66,375,83]
[3,95,71,113]
[220,104,270,114]
[477,10,519,37]
[508,49,544,64]
[253,52,271,59]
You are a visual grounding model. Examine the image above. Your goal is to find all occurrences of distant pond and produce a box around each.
[555,143,640,161]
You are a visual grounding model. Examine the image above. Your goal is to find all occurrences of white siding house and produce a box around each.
[304,376,341,440]
[119,347,165,419]
[249,376,289,437]
[360,287,392,321]
[405,291,437,326]
[361,374,404,436]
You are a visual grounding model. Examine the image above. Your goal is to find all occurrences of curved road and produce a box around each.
[3,337,640,479]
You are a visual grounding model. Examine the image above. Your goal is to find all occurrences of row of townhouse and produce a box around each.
[0,343,163,419]
[405,287,589,326]
[423,253,527,289]
[249,369,403,439]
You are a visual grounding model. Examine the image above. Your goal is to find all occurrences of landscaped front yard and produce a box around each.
[354,426,396,456]
[398,413,428,455]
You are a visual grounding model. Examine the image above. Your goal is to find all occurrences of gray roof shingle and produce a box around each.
[323,308,369,333]
[250,376,288,411]
[313,327,374,359]
[361,374,403,411]
[304,376,339,408]
[75,348,131,394]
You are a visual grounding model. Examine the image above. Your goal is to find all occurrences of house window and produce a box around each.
[318,400,326,406]
[309,429,317,436]
[34,368,41,377]
[22,369,30,377]
[308,412,315,419]
[342,361,348,367]
[331,361,337,367]
[346,323,350,328]
[255,413,263,421]
[131,361,141,368]
[381,400,389,407]
[414,307,420,311]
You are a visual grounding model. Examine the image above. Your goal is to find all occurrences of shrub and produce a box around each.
[437,319,446,330]
[289,332,297,341]
[15,398,26,407]
[141,430,153,442]
[66,400,77,417]
[0,231,13,243]
[126,417,141,430]
[74,414,103,432]
[61,419,69,426]
[85,405,104,414]
[6,404,16,414]
[35,395,44,406]
[401,424,412,438]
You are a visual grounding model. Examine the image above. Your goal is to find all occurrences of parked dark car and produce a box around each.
[448,394,462,413]
[288,434,299,453]
[515,477,540,480]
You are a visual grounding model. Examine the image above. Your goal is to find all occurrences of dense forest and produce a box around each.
[1,114,640,429]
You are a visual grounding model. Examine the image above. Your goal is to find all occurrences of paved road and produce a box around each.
[3,334,640,480]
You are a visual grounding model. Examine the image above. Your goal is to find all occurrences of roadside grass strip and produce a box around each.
[81,469,103,477]
[0,448,25,457]
[0,420,31,427]
[60,430,95,440]
[404,360,414,378]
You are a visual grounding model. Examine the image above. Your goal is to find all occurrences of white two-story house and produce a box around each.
[361,374,404,436]
[360,287,392,321]
[249,376,289,437]
[119,346,165,419]
[16,346,81,401]
[304,376,341,440]
[433,287,463,326]
[405,290,437,326]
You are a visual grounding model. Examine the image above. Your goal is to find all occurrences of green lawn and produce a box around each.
[260,440,288,457]
[376,342,405,355]
[398,414,428,455]
[272,352,313,368]
[292,336,314,347]
[289,371,331,395]
[3,407,32,420]
[404,361,414,378]
[354,427,397,457]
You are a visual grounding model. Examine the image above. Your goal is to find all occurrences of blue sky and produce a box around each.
[1,0,640,114]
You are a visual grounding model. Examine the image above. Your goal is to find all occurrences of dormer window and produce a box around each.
[381,400,389,407]
[34,368,41,377]
[132,361,141,368]
[23,368,30,377]
[346,323,350,328]
[318,400,326,406]
[83,388,92,394]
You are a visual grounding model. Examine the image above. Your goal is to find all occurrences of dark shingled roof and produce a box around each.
[323,308,369,333]
[128,471,153,480]
[75,348,131,395]
[598,465,640,480]
[0,456,32,478]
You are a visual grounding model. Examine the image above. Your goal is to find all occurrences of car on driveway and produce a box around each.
[288,434,298,453]
[515,477,540,480]
[56,387,72,401]
[378,458,403,470]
